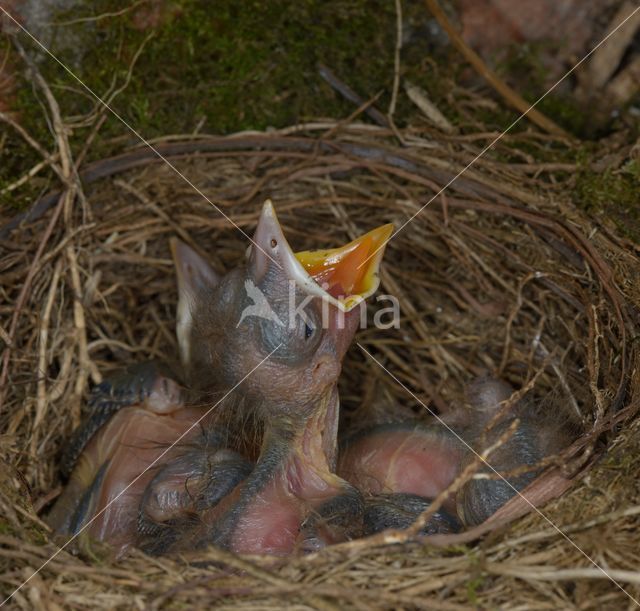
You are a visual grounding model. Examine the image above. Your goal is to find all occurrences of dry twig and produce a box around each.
[423,0,570,138]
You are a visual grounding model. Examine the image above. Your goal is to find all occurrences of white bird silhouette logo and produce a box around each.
[236,279,284,328]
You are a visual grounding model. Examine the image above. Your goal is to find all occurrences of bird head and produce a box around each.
[171,200,392,421]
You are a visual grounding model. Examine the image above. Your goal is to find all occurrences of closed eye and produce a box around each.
[304,323,315,340]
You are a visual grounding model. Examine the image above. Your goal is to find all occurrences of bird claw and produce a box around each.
[137,445,253,555]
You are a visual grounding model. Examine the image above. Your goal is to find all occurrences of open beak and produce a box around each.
[249,200,393,312]
[295,224,393,310]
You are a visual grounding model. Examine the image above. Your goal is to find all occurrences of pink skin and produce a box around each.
[231,479,300,554]
[229,389,347,555]
[177,372,355,555]
[338,428,464,514]
[50,388,206,555]
[85,407,204,552]
[337,377,577,533]
[230,467,349,554]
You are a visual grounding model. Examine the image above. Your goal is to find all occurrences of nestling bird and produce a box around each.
[338,376,575,535]
[159,201,392,554]
[48,200,393,556]
[47,361,209,554]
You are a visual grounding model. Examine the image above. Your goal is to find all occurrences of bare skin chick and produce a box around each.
[339,377,574,536]
[46,361,210,554]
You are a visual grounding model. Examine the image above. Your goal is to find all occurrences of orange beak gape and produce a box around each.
[295,224,393,311]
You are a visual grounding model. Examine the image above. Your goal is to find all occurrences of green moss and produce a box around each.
[537,94,590,137]
[573,155,640,241]
[466,574,485,606]
[496,41,592,137]
[23,0,399,135]
[0,519,12,535]
[0,0,560,209]
[1,0,637,243]
[2,0,410,207]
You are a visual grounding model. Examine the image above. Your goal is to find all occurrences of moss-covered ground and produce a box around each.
[1,0,638,239]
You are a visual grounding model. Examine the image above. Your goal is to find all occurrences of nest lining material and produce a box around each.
[1,123,639,608]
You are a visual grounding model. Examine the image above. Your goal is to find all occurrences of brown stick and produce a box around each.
[34,259,62,432]
[423,0,570,138]
[318,63,390,128]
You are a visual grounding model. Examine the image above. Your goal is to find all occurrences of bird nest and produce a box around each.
[1,123,640,608]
